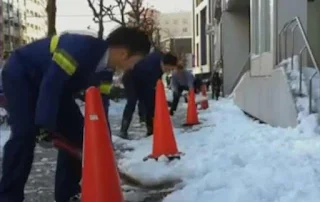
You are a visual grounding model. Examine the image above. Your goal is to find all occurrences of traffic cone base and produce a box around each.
[143,152,184,162]
[184,88,200,126]
[182,122,200,127]
[145,80,182,161]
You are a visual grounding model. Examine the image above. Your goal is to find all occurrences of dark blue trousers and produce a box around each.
[0,54,83,202]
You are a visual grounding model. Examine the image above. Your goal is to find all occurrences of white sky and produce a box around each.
[56,0,192,35]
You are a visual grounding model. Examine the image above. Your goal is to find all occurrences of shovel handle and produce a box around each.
[52,137,83,160]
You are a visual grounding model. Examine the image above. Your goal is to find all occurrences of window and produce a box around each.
[196,43,199,66]
[196,14,199,36]
[200,7,207,65]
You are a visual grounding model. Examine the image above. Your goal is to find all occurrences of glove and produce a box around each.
[109,86,122,100]
[36,128,53,148]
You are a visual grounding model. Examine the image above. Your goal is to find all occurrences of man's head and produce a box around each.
[106,26,151,71]
[161,52,178,73]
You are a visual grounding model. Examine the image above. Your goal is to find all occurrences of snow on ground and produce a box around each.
[118,98,320,202]
[109,99,126,116]
[0,127,10,157]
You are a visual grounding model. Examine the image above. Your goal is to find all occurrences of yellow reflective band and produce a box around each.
[52,49,77,76]
[99,82,112,95]
[50,35,59,53]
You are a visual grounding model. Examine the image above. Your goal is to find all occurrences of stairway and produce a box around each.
[283,56,320,122]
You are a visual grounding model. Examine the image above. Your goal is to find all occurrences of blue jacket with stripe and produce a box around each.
[13,33,110,131]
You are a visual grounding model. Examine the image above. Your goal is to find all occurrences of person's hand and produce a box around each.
[109,86,122,101]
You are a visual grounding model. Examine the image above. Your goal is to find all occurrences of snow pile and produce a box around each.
[283,56,310,120]
[118,98,320,202]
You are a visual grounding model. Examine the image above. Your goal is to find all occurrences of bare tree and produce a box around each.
[127,2,160,48]
[87,0,110,39]
[103,0,128,26]
[101,0,160,48]
[46,0,57,37]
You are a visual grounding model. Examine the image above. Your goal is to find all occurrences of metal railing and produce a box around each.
[278,16,320,113]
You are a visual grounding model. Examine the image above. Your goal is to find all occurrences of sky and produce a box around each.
[56,0,192,35]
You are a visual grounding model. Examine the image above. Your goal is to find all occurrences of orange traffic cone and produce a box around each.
[200,84,209,110]
[144,80,182,161]
[183,88,200,126]
[82,86,124,202]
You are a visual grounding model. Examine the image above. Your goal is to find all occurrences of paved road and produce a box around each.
[0,102,190,202]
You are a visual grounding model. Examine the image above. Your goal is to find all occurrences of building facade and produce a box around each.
[192,0,213,74]
[24,0,47,43]
[208,0,320,128]
[158,12,192,58]
[158,11,192,40]
[2,0,26,53]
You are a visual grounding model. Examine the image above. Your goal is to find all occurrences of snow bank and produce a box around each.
[118,98,320,202]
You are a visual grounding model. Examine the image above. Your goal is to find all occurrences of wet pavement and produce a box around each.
[0,105,188,202]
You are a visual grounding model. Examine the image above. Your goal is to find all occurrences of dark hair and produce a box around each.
[106,26,151,56]
[162,52,177,66]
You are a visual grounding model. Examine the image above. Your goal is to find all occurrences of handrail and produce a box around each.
[230,55,250,94]
[278,16,320,113]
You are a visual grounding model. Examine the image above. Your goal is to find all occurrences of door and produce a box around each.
[250,0,275,76]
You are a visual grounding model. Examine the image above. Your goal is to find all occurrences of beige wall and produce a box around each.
[307,1,320,67]
[234,68,298,127]
[221,11,250,95]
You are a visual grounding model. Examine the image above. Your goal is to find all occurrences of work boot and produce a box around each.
[169,109,174,116]
[119,119,130,139]
[183,94,188,103]
[146,119,153,137]
[69,193,81,201]
[119,131,129,139]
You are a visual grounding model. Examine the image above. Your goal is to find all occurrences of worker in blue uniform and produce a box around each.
[0,27,151,202]
[73,68,114,137]
[119,69,146,139]
[131,50,164,136]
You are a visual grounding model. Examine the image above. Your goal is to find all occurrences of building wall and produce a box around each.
[24,0,47,43]
[234,69,298,127]
[307,1,320,67]
[221,11,249,95]
[233,0,308,128]
[159,11,192,40]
